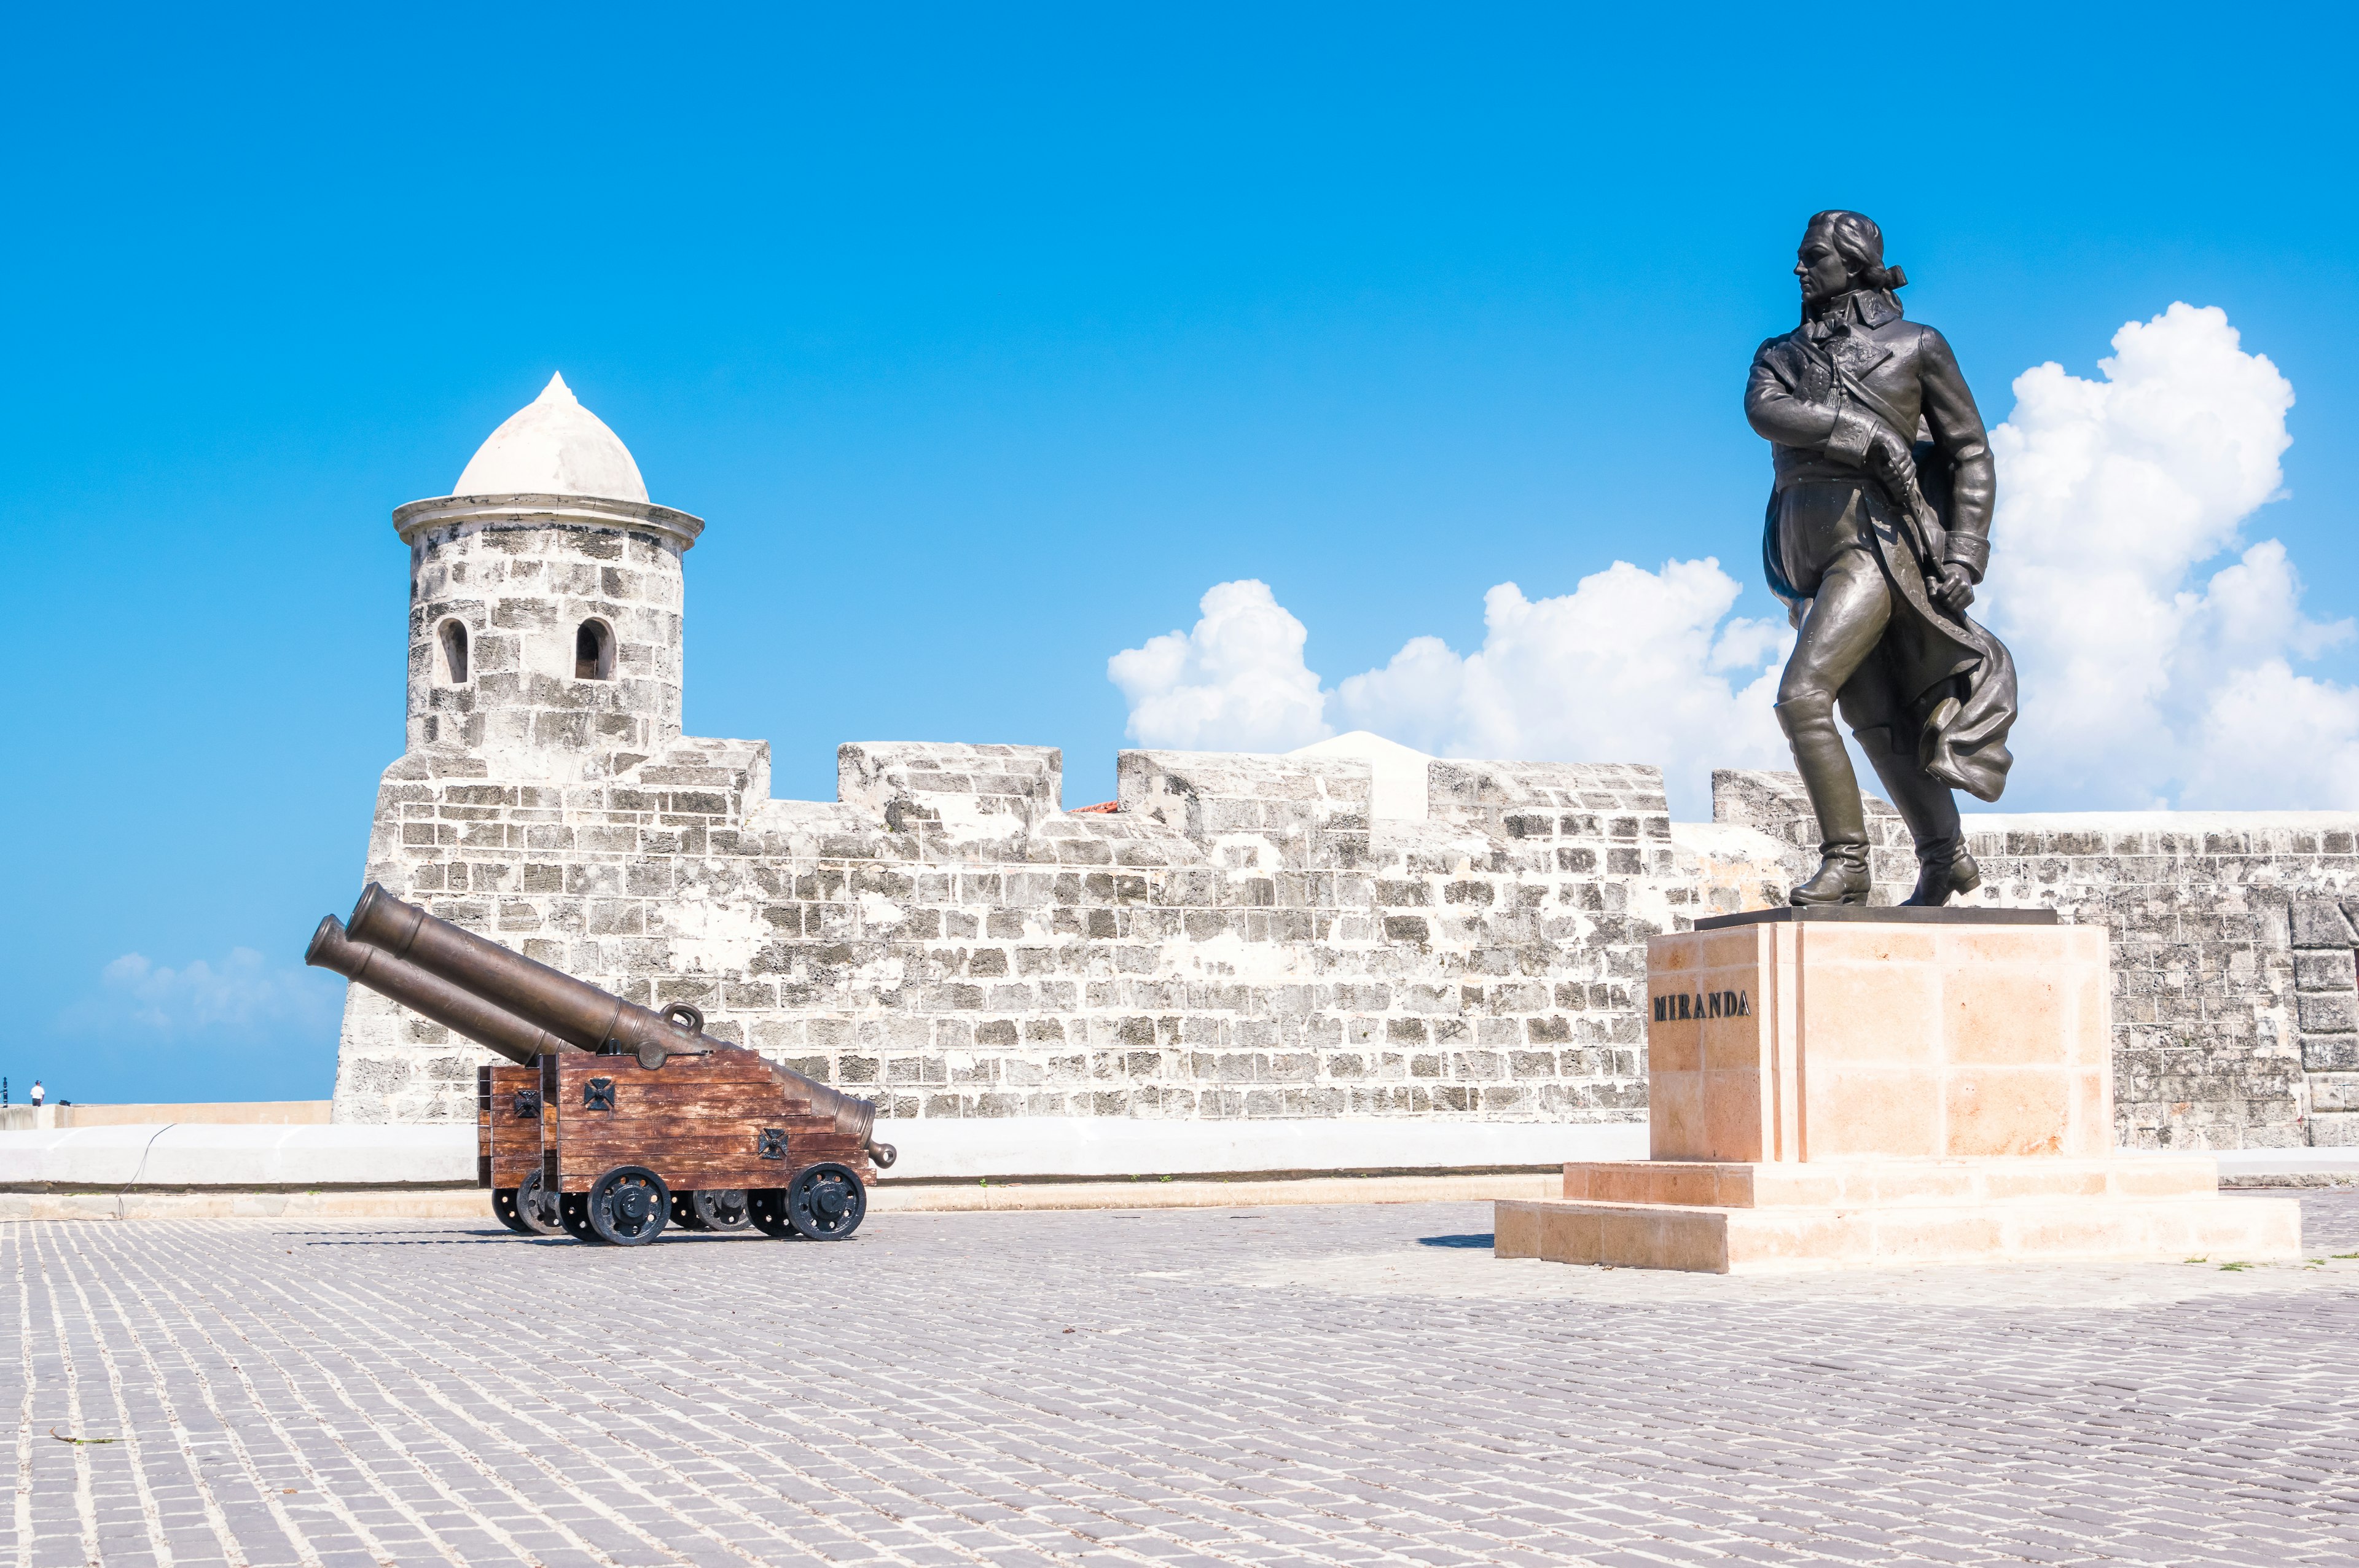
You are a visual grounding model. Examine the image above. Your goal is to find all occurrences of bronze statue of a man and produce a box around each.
[1746,211,2017,906]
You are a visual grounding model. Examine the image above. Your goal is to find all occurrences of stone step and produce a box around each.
[1496,1192,2301,1274]
[1562,1155,2220,1209]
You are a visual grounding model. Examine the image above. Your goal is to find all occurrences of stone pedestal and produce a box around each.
[1496,908,2302,1273]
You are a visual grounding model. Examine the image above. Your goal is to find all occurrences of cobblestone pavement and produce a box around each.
[10,1193,2359,1568]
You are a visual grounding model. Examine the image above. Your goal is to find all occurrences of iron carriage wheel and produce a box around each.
[491,1187,533,1235]
[671,1188,753,1231]
[747,1187,795,1239]
[557,1192,603,1244]
[785,1162,866,1241]
[695,1188,753,1230]
[495,1169,563,1236]
[587,1165,671,1246]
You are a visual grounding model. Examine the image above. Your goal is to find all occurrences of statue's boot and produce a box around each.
[1856,724,1981,907]
[1776,698,1871,905]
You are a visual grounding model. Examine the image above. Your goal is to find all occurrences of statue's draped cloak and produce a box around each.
[1749,302,2018,803]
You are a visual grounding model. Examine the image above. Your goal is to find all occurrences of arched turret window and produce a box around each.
[437,619,469,684]
[575,618,614,681]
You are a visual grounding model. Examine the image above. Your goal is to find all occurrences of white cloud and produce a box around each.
[1110,303,2359,814]
[1332,562,1792,788]
[1108,579,1331,752]
[58,948,341,1039]
[1108,564,1792,816]
[1984,302,2357,806]
[2180,655,2359,809]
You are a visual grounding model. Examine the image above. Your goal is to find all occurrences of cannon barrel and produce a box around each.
[343,884,888,1161]
[348,883,687,1059]
[305,916,579,1067]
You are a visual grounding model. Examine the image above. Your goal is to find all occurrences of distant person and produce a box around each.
[28,1080,43,1107]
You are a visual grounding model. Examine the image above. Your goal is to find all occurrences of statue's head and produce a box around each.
[1796,211,1905,305]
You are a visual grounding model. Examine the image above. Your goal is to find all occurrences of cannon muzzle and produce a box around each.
[305,916,577,1067]
[340,884,884,1157]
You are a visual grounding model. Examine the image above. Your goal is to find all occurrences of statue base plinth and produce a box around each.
[1496,911,2302,1273]
[1496,1154,2295,1273]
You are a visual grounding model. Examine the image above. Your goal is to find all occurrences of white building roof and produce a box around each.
[452,372,648,502]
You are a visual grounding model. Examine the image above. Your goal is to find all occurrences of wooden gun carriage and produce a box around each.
[311,884,894,1246]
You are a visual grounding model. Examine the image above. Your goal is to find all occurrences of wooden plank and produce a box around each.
[549,1064,820,1126]
[557,1125,871,1189]
[559,1150,864,1182]
[541,1052,561,1193]
[559,1088,810,1115]
[475,1066,492,1188]
[556,1155,875,1190]
[556,1121,853,1165]
[487,1064,544,1190]
[556,1109,840,1135]
[554,1081,811,1113]
[544,1054,870,1192]
[559,1129,829,1156]
[554,1144,871,1174]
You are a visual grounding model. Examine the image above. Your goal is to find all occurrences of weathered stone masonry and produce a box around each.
[334,739,1676,1133]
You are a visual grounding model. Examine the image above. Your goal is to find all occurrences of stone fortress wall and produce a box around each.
[334,739,1680,1136]
[1715,770,2359,1150]
[331,376,2358,1156]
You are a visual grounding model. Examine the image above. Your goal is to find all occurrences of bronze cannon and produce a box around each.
[307,884,892,1245]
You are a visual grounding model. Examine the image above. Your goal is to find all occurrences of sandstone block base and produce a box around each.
[1496,911,2302,1273]
[1496,1155,2301,1273]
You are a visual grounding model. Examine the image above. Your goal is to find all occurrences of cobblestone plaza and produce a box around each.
[12,1196,2359,1567]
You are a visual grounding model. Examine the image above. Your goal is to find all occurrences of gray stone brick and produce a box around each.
[2309,1075,2359,1113]
[2307,1111,2359,1145]
[2293,899,2358,949]
[2296,950,2357,991]
[2299,993,2359,1034]
[2305,1036,2359,1072]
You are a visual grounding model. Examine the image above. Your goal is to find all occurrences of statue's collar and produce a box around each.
[1805,287,1903,331]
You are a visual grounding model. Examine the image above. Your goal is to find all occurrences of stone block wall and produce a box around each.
[2288,899,2359,1146]
[1715,769,2359,1149]
[332,739,1682,1129]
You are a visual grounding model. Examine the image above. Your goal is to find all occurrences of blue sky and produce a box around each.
[5,4,2355,1104]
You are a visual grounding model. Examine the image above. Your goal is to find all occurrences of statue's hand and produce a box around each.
[1866,425,1914,485]
[1931,562,1977,613]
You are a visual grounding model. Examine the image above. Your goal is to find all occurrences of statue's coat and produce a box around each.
[1745,288,2019,803]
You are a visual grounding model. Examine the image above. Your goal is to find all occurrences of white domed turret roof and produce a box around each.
[453,373,648,502]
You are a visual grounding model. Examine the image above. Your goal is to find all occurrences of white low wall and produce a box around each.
[2213,1148,2359,1178]
[6,1119,2349,1196]
[0,1125,475,1189]
[0,1118,1642,1191]
[880,1117,1648,1179]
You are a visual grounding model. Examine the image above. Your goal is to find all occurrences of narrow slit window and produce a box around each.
[439,620,469,684]
[576,618,614,681]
